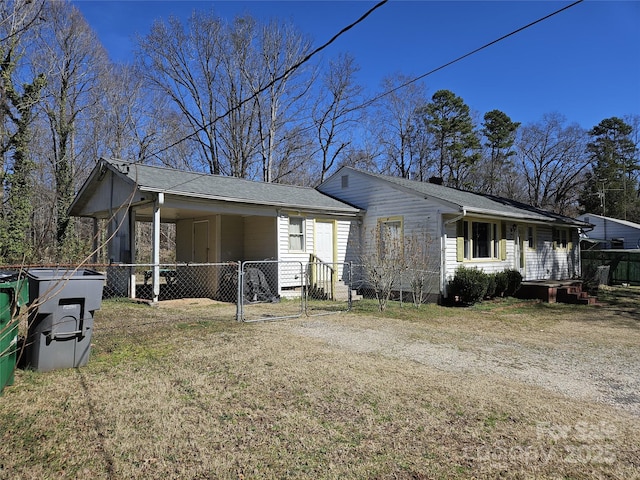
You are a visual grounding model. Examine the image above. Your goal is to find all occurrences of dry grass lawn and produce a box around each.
[1,287,639,479]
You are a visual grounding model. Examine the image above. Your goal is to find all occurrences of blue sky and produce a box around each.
[72,0,639,130]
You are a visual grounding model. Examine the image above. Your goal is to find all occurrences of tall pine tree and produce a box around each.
[579,117,639,221]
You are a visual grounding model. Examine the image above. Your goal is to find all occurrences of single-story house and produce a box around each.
[576,213,640,249]
[318,166,592,298]
[69,159,361,302]
[69,160,591,303]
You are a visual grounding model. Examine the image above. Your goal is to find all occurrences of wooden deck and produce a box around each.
[516,280,597,305]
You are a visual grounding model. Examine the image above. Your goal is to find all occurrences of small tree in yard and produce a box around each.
[361,223,405,311]
[361,223,436,311]
[403,228,438,307]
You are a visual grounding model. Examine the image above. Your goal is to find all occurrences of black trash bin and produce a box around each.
[26,269,105,372]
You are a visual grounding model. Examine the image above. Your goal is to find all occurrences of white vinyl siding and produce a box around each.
[320,168,582,297]
[277,214,356,291]
[445,221,509,281]
[319,170,443,294]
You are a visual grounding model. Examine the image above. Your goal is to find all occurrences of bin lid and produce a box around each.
[0,270,22,283]
[26,268,105,281]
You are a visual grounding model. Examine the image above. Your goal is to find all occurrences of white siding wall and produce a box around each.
[321,170,581,298]
[443,221,513,282]
[320,170,445,295]
[276,213,357,291]
[445,222,580,283]
[526,226,579,280]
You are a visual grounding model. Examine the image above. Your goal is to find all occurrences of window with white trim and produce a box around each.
[378,217,403,257]
[288,217,305,251]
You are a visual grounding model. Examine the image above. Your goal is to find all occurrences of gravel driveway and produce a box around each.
[290,316,640,417]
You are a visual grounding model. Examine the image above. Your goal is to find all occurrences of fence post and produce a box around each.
[235,262,243,322]
[347,262,352,311]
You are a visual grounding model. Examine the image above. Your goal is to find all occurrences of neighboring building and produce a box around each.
[319,166,591,299]
[577,213,640,250]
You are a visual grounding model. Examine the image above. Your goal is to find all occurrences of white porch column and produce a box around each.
[152,193,164,303]
[129,209,137,299]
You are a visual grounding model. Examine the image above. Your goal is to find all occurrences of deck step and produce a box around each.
[518,281,596,306]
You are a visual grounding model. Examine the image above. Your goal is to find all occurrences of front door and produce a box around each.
[315,221,334,263]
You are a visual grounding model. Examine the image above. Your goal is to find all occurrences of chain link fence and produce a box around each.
[2,262,441,323]
[105,260,358,322]
[100,263,240,302]
[349,263,441,307]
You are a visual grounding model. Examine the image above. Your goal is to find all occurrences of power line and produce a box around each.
[354,0,585,111]
[145,0,584,170]
[145,0,389,162]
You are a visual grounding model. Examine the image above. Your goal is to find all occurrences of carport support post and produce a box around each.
[236,262,243,322]
[129,209,137,299]
[152,193,164,303]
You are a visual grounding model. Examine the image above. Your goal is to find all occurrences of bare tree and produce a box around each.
[375,74,428,178]
[515,113,589,215]
[0,0,47,263]
[312,53,363,183]
[249,19,314,183]
[360,224,405,311]
[402,228,439,307]
[32,1,109,260]
[137,11,228,175]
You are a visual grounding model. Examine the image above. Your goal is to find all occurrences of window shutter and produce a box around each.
[500,222,507,260]
[456,220,464,262]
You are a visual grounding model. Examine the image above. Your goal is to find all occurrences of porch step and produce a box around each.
[557,286,597,305]
[518,281,597,305]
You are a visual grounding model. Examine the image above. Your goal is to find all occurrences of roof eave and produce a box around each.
[463,206,590,227]
[140,187,361,216]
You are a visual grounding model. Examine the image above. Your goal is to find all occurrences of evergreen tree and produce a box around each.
[420,90,480,189]
[579,117,639,221]
[480,110,520,195]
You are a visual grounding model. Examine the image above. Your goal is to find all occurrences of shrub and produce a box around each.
[449,266,490,306]
[504,269,523,296]
[494,271,508,297]
[485,273,497,298]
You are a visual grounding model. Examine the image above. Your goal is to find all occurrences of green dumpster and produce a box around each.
[0,270,29,395]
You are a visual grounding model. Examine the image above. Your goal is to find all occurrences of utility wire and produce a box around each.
[356,0,585,111]
[145,0,389,161]
[145,0,584,169]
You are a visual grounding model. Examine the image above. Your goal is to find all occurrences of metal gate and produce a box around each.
[239,260,353,322]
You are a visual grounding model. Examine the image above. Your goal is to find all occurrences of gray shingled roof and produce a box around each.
[345,167,589,227]
[108,159,359,214]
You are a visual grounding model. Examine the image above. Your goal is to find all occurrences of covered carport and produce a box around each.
[69,158,360,303]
